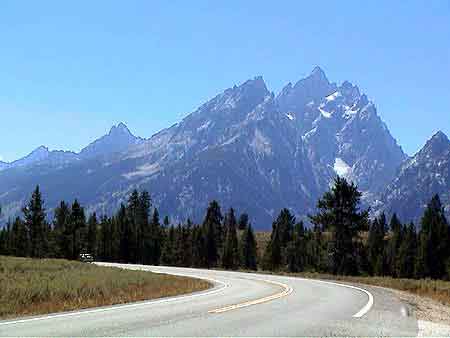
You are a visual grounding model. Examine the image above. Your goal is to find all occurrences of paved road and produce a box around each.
[0,264,418,337]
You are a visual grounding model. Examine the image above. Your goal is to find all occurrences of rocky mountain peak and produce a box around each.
[109,122,133,137]
[276,67,337,114]
[80,123,142,159]
[416,131,450,159]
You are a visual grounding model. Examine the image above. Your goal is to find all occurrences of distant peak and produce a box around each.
[33,145,49,153]
[418,130,450,157]
[431,130,449,142]
[310,66,325,76]
[293,66,330,88]
[242,76,267,89]
[426,130,449,146]
[308,66,329,83]
[109,122,131,135]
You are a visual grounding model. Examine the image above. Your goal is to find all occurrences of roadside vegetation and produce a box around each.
[0,256,210,319]
[259,270,450,306]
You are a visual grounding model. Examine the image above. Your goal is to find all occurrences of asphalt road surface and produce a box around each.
[0,264,419,337]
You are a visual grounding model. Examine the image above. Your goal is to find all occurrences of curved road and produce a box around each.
[0,264,418,337]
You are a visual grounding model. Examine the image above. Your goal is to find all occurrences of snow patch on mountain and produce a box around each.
[334,158,352,178]
[326,91,342,101]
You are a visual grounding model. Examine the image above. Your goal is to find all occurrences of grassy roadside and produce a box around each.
[0,256,210,320]
[254,231,450,306]
[257,270,450,306]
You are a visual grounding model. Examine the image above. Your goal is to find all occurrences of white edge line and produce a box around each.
[284,275,374,318]
[0,265,229,327]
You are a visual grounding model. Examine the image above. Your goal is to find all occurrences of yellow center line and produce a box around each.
[208,279,294,314]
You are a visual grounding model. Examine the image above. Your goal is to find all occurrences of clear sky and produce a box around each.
[1,0,449,161]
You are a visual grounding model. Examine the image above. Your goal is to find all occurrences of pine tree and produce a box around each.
[201,200,223,268]
[222,208,239,270]
[138,191,151,264]
[87,213,98,258]
[53,201,71,258]
[69,199,87,259]
[239,223,257,270]
[180,219,193,267]
[99,215,111,261]
[309,177,369,275]
[287,222,306,273]
[385,213,404,277]
[127,190,140,263]
[397,222,417,278]
[117,204,131,263]
[146,208,162,265]
[163,216,170,227]
[23,186,48,258]
[238,213,249,231]
[367,214,387,276]
[161,226,176,266]
[416,195,449,279]
[173,224,185,266]
[191,224,206,268]
[274,208,295,248]
[10,217,29,257]
[0,226,8,255]
[263,220,282,271]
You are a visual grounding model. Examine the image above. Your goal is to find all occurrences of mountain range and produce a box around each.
[0,67,448,228]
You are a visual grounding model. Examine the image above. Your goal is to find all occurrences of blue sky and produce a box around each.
[0,1,449,161]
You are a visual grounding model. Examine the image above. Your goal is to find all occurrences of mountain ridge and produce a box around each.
[0,68,446,227]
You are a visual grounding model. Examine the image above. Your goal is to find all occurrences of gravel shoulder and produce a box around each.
[343,281,450,337]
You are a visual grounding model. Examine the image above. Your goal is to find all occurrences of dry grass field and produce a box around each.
[0,256,210,319]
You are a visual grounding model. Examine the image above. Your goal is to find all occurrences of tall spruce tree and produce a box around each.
[263,220,282,271]
[397,222,417,278]
[126,190,140,263]
[87,213,98,257]
[367,214,387,276]
[161,226,176,266]
[239,223,257,270]
[22,186,48,258]
[69,199,87,259]
[117,204,131,263]
[222,208,239,270]
[10,217,29,257]
[287,222,306,273]
[180,219,193,267]
[146,208,162,265]
[238,213,249,231]
[385,213,404,277]
[201,200,223,268]
[309,177,369,275]
[191,224,206,268]
[416,195,449,279]
[53,201,71,258]
[138,191,151,264]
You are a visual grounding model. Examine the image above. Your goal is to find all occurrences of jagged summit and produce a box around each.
[379,129,450,223]
[309,66,328,81]
[109,122,133,136]
[80,123,143,159]
[428,130,449,144]
[416,130,450,159]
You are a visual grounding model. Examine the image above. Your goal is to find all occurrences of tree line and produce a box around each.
[0,187,258,270]
[0,177,449,280]
[262,177,450,280]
